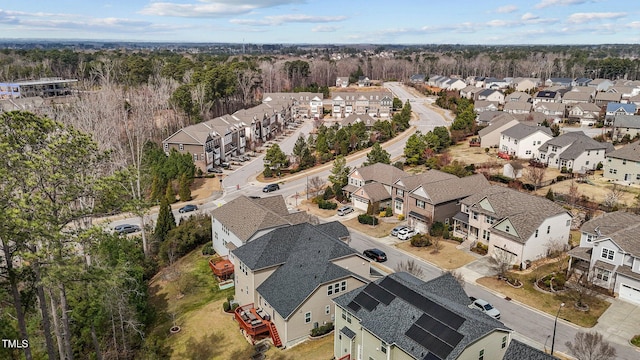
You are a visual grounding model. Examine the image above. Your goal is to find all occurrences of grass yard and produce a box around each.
[396,239,478,269]
[340,217,398,238]
[298,199,340,218]
[477,256,610,327]
[264,334,334,360]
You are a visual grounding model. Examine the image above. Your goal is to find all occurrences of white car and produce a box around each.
[397,228,417,240]
[469,297,501,319]
[337,206,354,216]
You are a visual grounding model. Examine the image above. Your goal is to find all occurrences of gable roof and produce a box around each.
[596,92,622,102]
[562,91,592,102]
[534,102,566,113]
[580,211,640,255]
[211,195,308,242]
[360,182,392,202]
[535,90,558,99]
[606,102,636,114]
[395,170,458,192]
[476,110,504,124]
[501,123,552,140]
[233,222,362,319]
[478,114,518,137]
[461,186,569,244]
[352,163,408,185]
[504,102,532,112]
[341,113,376,127]
[506,91,531,102]
[504,339,556,360]
[411,173,491,204]
[334,272,509,360]
[571,103,601,112]
[612,114,640,129]
[606,140,640,162]
[539,131,613,159]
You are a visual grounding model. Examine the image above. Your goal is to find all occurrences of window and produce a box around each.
[193,154,198,161]
[341,309,352,323]
[502,336,507,349]
[547,225,551,234]
[623,160,627,165]
[395,200,402,211]
[485,216,494,224]
[328,281,347,296]
[601,248,614,260]
[304,312,311,324]
[535,229,538,238]
[416,200,425,209]
[479,349,485,360]
[381,342,387,354]
[505,225,510,232]
[482,230,490,241]
[179,144,184,151]
[566,220,571,226]
[552,146,558,152]
[637,174,640,180]
[325,305,331,315]
[586,233,596,242]
[540,153,546,159]
[163,143,168,151]
[397,189,404,196]
[473,212,478,220]
[595,268,610,281]
[514,140,518,144]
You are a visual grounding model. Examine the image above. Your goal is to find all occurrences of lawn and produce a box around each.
[340,217,398,238]
[298,199,341,218]
[477,256,610,328]
[396,239,478,269]
[264,334,334,360]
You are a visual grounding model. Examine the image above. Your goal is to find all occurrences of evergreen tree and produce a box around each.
[404,132,427,165]
[364,143,391,166]
[155,196,176,243]
[165,181,176,203]
[178,173,191,201]
[328,155,350,189]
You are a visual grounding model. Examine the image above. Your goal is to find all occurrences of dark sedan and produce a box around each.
[363,248,387,262]
[179,204,198,213]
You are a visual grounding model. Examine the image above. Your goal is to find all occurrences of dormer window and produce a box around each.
[586,234,596,242]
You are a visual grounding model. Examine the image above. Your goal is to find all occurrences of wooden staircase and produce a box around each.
[268,322,282,348]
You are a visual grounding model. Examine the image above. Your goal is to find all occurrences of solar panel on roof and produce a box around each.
[353,292,379,311]
[416,314,464,347]
[405,324,454,360]
[363,282,395,305]
[423,352,441,360]
[347,301,361,312]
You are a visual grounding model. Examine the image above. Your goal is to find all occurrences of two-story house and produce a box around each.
[478,114,520,148]
[567,211,640,305]
[333,272,521,360]
[336,77,350,88]
[605,102,637,123]
[474,100,499,113]
[588,78,614,92]
[511,77,540,92]
[231,222,374,347]
[595,92,622,107]
[568,103,602,126]
[533,102,566,122]
[611,114,640,142]
[476,89,505,104]
[211,195,310,256]
[603,140,640,184]
[343,163,407,213]
[503,101,532,114]
[499,123,553,159]
[545,78,575,87]
[460,85,482,100]
[537,131,613,172]
[454,186,572,269]
[561,91,592,105]
[505,91,532,103]
[532,90,561,105]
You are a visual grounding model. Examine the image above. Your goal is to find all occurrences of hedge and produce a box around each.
[410,234,431,247]
[310,322,334,337]
[318,199,338,210]
[357,214,378,225]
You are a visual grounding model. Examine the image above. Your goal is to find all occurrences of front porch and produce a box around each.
[234,303,282,347]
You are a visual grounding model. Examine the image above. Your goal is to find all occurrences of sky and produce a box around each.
[0,0,638,44]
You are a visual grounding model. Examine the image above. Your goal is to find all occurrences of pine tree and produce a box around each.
[165,181,175,203]
[155,196,176,243]
[178,173,191,201]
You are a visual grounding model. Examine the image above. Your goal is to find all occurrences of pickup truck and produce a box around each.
[468,297,501,319]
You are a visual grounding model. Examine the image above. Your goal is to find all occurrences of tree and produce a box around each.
[404,132,427,165]
[491,249,515,278]
[524,166,546,192]
[292,134,307,164]
[565,332,616,360]
[546,188,555,201]
[364,143,391,166]
[155,196,176,244]
[178,173,192,202]
[264,144,288,176]
[328,155,350,189]
[165,180,176,203]
[392,97,403,110]
[440,160,473,177]
[395,260,424,279]
[307,176,325,199]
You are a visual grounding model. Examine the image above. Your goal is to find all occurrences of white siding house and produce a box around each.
[499,123,553,159]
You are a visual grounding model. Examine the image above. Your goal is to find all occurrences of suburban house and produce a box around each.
[533,102,566,122]
[630,94,640,107]
[263,92,323,120]
[545,78,575,87]
[595,92,622,107]
[454,186,572,269]
[460,85,482,100]
[567,211,640,305]
[505,91,531,103]
[606,102,637,122]
[333,272,515,360]
[211,195,310,256]
[484,77,510,89]
[331,90,393,118]
[409,74,426,83]
[588,78,614,92]
[232,101,291,144]
[476,89,505,104]
[477,114,520,148]
[537,131,613,172]
[608,86,640,102]
[574,78,593,87]
[0,78,77,99]
[231,221,374,347]
[336,77,350,88]
[443,78,467,91]
[340,113,376,129]
[611,114,640,142]
[476,110,504,126]
[511,77,539,92]
[474,100,499,113]
[603,140,640,184]
[532,90,561,105]
[358,76,371,87]
[391,171,491,233]
[568,103,602,125]
[344,163,407,213]
[560,91,592,104]
[499,123,553,159]
[503,101,532,114]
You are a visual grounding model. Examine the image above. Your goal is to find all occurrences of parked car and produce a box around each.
[363,248,387,262]
[468,297,501,319]
[207,167,223,174]
[114,224,141,235]
[391,225,409,237]
[179,204,198,213]
[263,184,280,193]
[337,206,354,216]
[397,228,418,240]
[240,155,251,161]
[220,162,231,169]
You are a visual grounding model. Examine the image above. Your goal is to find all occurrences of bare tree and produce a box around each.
[307,176,325,198]
[565,332,617,360]
[442,270,465,288]
[568,180,581,206]
[396,259,425,279]
[523,166,546,192]
[545,238,568,258]
[491,249,515,278]
[603,185,623,209]
[567,269,597,309]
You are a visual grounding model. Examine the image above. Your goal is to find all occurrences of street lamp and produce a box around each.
[550,302,565,356]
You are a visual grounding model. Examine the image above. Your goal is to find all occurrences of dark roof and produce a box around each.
[580,211,640,255]
[395,170,458,192]
[538,131,613,160]
[502,123,552,140]
[352,163,408,186]
[334,272,509,360]
[503,339,556,360]
[535,91,557,99]
[233,222,363,319]
[340,326,356,339]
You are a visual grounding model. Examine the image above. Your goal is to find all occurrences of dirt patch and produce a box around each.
[534,173,640,205]
[396,240,477,270]
[340,217,397,238]
[190,176,222,201]
[448,141,508,166]
[297,199,340,218]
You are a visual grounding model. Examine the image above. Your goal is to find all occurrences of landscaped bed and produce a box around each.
[396,239,477,269]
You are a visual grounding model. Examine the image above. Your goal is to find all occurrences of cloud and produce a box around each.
[568,12,626,24]
[496,5,518,14]
[140,0,304,18]
[521,13,539,21]
[535,0,587,9]
[230,14,346,26]
[311,25,339,32]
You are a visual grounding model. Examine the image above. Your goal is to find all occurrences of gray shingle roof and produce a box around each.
[606,140,640,162]
[580,211,640,255]
[562,91,592,102]
[233,222,362,319]
[415,173,491,205]
[539,132,613,160]
[478,114,518,137]
[334,272,509,360]
[503,339,555,360]
[501,123,552,140]
[504,102,532,111]
[461,186,570,244]
[395,170,458,192]
[352,163,408,186]
[360,182,391,202]
[612,114,640,129]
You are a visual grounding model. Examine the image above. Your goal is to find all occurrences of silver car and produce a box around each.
[337,206,354,216]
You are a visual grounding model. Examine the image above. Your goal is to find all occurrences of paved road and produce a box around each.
[384,81,451,133]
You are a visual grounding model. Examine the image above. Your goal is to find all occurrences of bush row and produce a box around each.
[357,214,378,225]
[310,322,334,337]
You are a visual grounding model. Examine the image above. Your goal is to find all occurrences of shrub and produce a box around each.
[556,175,567,182]
[358,214,378,225]
[223,301,230,312]
[631,335,640,347]
[231,303,239,311]
[410,234,431,247]
[263,167,273,178]
[385,207,393,217]
[561,166,568,173]
[398,214,405,221]
[323,186,334,200]
[489,174,512,184]
[318,199,338,210]
[312,195,322,204]
[596,162,603,170]
[201,244,215,256]
[443,229,450,239]
[430,222,445,237]
[310,322,334,337]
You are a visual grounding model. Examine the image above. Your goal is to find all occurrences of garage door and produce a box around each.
[620,284,640,305]
[353,197,369,212]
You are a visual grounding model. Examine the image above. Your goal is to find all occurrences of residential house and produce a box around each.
[443,78,467,91]
[211,195,310,256]
[595,92,622,107]
[505,91,531,103]
[0,78,77,99]
[231,222,373,347]
[503,101,532,114]
[605,102,637,123]
[484,77,510,90]
[588,78,614,92]
[608,86,640,102]
[629,94,640,107]
[343,163,407,213]
[503,339,556,360]
[612,115,640,142]
[476,89,505,104]
[336,77,350,88]
[391,171,491,233]
[263,92,323,120]
[468,76,487,88]
[428,75,448,88]
[561,91,592,104]
[533,102,566,122]
[567,212,640,305]
[454,186,572,268]
[476,110,504,126]
[513,112,547,125]
[603,140,640,184]
[477,113,519,148]
[537,131,612,172]
[569,86,596,96]
[574,78,593,87]
[545,78,575,87]
[474,100,499,113]
[333,272,514,360]
[511,77,539,92]
[568,103,602,125]
[460,85,482,100]
[332,90,393,118]
[532,90,561,105]
[340,113,376,129]
[409,74,426,83]
[358,76,371,87]
[499,123,553,159]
